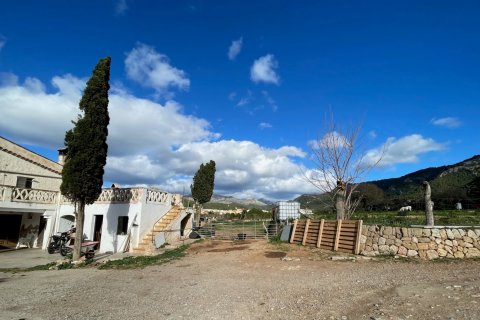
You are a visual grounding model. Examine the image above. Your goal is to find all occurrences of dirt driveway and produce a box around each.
[1,240,479,320]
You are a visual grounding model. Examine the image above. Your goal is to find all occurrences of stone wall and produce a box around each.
[360,225,480,260]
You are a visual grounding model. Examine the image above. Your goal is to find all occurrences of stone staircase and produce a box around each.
[133,205,183,253]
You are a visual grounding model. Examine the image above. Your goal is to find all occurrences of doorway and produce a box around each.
[93,215,103,250]
[0,214,22,250]
[37,216,48,248]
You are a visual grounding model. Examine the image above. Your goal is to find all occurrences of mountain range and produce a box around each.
[202,155,480,211]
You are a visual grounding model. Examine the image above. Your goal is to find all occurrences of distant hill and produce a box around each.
[295,155,480,211]
[369,155,480,196]
[183,194,271,210]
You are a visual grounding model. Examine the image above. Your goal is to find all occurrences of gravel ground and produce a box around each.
[1,240,479,320]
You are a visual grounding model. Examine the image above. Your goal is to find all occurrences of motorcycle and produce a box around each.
[47,227,75,254]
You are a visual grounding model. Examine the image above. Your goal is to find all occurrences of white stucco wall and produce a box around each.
[59,201,143,253]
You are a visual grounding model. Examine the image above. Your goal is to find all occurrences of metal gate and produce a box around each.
[196,220,281,240]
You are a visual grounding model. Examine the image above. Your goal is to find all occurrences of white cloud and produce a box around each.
[115,0,128,15]
[228,37,243,60]
[259,122,272,129]
[368,130,377,139]
[430,117,461,128]
[250,54,280,85]
[309,131,349,150]
[0,72,318,201]
[125,43,190,96]
[363,134,445,167]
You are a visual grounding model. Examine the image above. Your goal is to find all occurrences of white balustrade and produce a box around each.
[146,189,171,204]
[11,187,58,204]
[96,188,143,203]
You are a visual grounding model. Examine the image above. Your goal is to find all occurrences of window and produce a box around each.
[117,216,129,235]
[16,176,33,189]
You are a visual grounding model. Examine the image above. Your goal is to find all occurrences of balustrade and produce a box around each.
[96,188,143,203]
[11,187,58,204]
[146,189,171,204]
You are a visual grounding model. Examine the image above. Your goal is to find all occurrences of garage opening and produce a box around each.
[0,214,22,250]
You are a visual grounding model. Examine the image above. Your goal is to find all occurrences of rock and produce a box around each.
[407,250,418,257]
[452,229,462,239]
[385,239,395,245]
[394,239,403,247]
[445,246,453,255]
[418,237,430,243]
[475,230,480,237]
[464,242,474,248]
[389,245,398,254]
[437,248,448,257]
[401,227,409,238]
[373,244,378,251]
[466,248,480,258]
[362,251,376,257]
[435,238,442,244]
[445,240,453,247]
[446,229,455,240]
[383,227,393,236]
[412,236,418,244]
[422,229,431,236]
[397,246,408,256]
[463,236,473,243]
[403,242,418,250]
[458,229,466,237]
[468,230,478,239]
[411,228,423,237]
[378,245,390,254]
[417,243,429,250]
[453,240,458,246]
[428,243,437,250]
[378,237,386,245]
[431,229,440,238]
[426,250,439,260]
[360,235,367,244]
[454,251,465,258]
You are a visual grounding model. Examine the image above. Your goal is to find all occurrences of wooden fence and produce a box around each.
[289,219,363,254]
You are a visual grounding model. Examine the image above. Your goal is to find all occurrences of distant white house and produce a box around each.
[0,136,191,253]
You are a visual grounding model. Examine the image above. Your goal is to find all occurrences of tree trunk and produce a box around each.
[194,201,202,227]
[423,181,434,226]
[73,200,85,261]
[335,190,345,220]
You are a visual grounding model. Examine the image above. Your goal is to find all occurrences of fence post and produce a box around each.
[289,219,298,243]
[334,219,343,251]
[316,219,324,248]
[354,220,363,255]
[302,219,311,246]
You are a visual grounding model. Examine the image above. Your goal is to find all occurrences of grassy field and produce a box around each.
[310,210,480,227]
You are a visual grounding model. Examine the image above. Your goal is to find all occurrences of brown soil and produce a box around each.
[1,240,479,320]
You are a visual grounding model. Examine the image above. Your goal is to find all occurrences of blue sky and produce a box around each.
[0,1,479,200]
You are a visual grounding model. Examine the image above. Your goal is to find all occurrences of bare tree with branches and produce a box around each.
[307,113,384,220]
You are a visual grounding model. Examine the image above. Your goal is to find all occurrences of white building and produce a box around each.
[1,136,192,253]
[0,136,62,250]
[58,188,191,253]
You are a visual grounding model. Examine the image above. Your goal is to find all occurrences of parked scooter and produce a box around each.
[47,227,75,254]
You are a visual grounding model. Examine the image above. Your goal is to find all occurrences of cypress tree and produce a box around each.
[61,57,111,261]
[191,160,216,226]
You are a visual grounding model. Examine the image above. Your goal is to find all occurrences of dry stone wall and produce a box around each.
[360,225,480,260]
